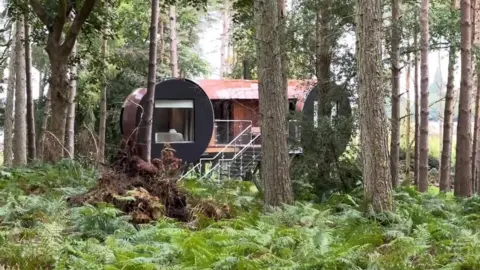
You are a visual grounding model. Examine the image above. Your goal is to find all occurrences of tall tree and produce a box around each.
[418,0,430,192]
[138,0,158,162]
[440,0,459,192]
[28,0,98,162]
[65,42,77,158]
[405,49,412,183]
[169,5,178,77]
[471,0,480,191]
[390,0,402,187]
[13,15,27,166]
[356,0,393,212]
[98,36,108,165]
[220,0,230,77]
[414,29,420,186]
[254,0,294,206]
[4,25,16,167]
[25,17,36,162]
[455,0,474,197]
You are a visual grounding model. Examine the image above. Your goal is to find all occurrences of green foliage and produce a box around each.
[0,163,479,269]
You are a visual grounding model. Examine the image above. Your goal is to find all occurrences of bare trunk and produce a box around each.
[455,0,474,197]
[390,0,402,188]
[158,16,165,64]
[4,25,16,167]
[220,1,229,77]
[440,46,457,192]
[138,0,159,162]
[65,42,77,158]
[37,88,51,161]
[169,5,178,77]
[315,0,332,115]
[25,20,36,162]
[356,0,393,212]
[254,0,294,206]
[414,31,420,186]
[278,0,288,106]
[418,0,430,192]
[98,37,108,165]
[471,0,480,192]
[13,16,27,166]
[405,49,411,184]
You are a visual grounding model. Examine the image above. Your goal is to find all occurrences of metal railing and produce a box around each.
[203,133,262,181]
[213,120,253,145]
[179,123,253,181]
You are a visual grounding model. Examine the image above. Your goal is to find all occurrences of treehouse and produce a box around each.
[120,78,350,180]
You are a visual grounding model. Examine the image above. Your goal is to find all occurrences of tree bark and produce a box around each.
[158,15,165,65]
[220,1,229,77]
[440,46,457,192]
[356,0,393,212]
[138,0,158,162]
[390,0,402,188]
[65,42,77,158]
[414,31,420,186]
[13,16,27,166]
[25,19,36,162]
[98,36,108,165]
[254,0,294,206]
[405,48,412,184]
[418,0,430,192]
[455,0,474,197]
[471,0,480,191]
[315,0,332,116]
[37,88,51,161]
[4,25,16,167]
[169,5,178,77]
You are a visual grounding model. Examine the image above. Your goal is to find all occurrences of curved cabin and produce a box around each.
[121,78,332,179]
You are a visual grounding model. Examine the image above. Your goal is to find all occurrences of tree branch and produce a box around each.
[52,0,68,43]
[28,0,50,26]
[61,0,97,56]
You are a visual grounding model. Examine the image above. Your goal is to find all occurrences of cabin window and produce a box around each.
[153,100,195,143]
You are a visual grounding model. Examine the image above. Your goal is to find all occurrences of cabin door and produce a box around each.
[213,100,233,144]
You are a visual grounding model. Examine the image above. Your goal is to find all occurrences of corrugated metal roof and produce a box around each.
[194,79,316,100]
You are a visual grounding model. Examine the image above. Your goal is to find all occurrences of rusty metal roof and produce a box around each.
[194,79,316,100]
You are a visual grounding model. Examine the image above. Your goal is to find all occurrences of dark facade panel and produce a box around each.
[121,78,214,163]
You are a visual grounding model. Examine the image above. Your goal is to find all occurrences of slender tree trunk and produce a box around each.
[440,46,457,192]
[405,49,412,184]
[254,0,294,206]
[4,25,16,167]
[220,1,229,77]
[13,16,27,166]
[98,36,108,165]
[315,0,332,116]
[455,0,474,197]
[169,5,178,77]
[65,42,77,158]
[414,31,420,186]
[277,0,288,107]
[138,0,158,162]
[158,15,165,65]
[25,19,36,162]
[37,88,51,161]
[471,0,480,192]
[418,0,430,192]
[390,0,402,188]
[356,0,393,212]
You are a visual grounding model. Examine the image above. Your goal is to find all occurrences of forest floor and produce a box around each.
[0,158,479,269]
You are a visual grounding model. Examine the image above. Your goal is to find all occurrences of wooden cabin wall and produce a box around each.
[233,100,259,137]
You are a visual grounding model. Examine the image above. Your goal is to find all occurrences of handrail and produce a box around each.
[179,123,253,180]
[200,133,261,181]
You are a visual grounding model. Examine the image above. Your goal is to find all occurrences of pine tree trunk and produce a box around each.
[220,1,229,78]
[169,5,178,77]
[25,19,36,162]
[356,0,393,212]
[13,16,27,166]
[138,0,158,162]
[315,0,332,116]
[98,37,108,165]
[158,16,165,64]
[65,42,77,158]
[471,0,480,192]
[455,0,474,197]
[414,31,420,186]
[278,0,288,106]
[254,0,294,206]
[4,25,16,167]
[418,0,430,192]
[440,45,457,192]
[37,88,51,161]
[390,0,402,188]
[405,50,412,184]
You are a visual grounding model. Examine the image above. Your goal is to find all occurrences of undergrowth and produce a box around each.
[0,161,480,269]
